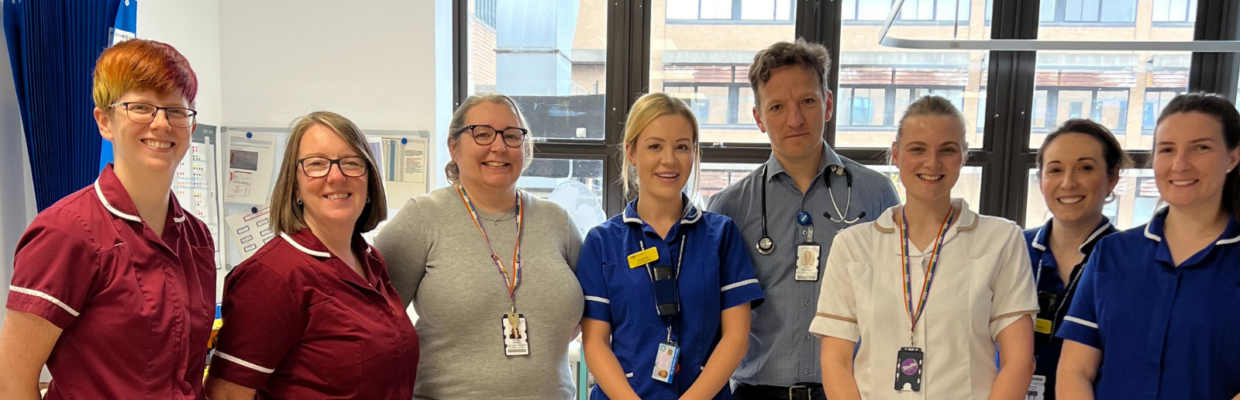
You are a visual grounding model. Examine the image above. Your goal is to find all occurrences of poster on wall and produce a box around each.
[381,136,428,206]
[225,206,274,262]
[224,131,277,205]
[174,125,222,254]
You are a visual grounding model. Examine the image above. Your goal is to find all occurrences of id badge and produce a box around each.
[652,341,680,383]
[501,313,530,356]
[1034,318,1053,335]
[1026,375,1046,400]
[894,347,923,392]
[795,243,821,282]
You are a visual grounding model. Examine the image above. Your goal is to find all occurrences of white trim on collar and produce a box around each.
[624,200,702,225]
[680,205,702,225]
[1144,222,1162,242]
[1031,225,1048,251]
[281,232,331,258]
[1218,235,1240,246]
[94,180,141,223]
[1078,222,1114,256]
[623,206,642,224]
[173,215,187,224]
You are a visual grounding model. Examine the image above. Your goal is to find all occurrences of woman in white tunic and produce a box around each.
[810,96,1038,400]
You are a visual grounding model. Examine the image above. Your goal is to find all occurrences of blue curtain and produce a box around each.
[4,0,123,211]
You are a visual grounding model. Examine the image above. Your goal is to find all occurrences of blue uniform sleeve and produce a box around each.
[575,227,612,323]
[718,218,765,310]
[1056,247,1103,349]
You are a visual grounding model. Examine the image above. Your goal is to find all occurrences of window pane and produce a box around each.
[1025,168,1157,230]
[667,0,700,19]
[838,2,988,149]
[699,163,761,202]
[652,0,795,144]
[701,0,733,19]
[1029,51,1189,150]
[865,165,983,207]
[467,0,606,141]
[518,158,606,232]
[741,0,775,20]
[858,0,890,20]
[1031,0,1193,147]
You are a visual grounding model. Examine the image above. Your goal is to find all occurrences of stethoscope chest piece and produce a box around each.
[756,236,774,255]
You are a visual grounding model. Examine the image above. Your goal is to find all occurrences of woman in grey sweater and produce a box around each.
[375,93,583,400]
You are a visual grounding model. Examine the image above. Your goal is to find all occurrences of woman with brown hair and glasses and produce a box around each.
[376,93,585,400]
[205,111,418,399]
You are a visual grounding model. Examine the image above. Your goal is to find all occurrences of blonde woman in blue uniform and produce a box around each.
[577,92,765,400]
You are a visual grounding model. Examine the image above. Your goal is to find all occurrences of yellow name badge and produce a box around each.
[1035,318,1053,335]
[627,247,659,268]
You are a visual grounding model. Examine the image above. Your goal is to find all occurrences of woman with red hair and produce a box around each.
[0,39,215,400]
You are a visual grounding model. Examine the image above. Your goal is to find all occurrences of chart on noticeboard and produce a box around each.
[173,124,224,268]
[218,127,433,267]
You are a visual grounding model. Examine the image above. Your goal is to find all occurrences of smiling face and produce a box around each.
[753,66,833,163]
[296,124,369,232]
[628,114,696,202]
[95,89,194,176]
[892,115,966,206]
[1040,133,1119,226]
[450,101,526,192]
[1153,112,1240,211]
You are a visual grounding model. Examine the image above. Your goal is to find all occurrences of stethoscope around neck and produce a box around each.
[755,163,864,255]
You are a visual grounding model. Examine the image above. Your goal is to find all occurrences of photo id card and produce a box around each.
[1026,375,1046,400]
[795,243,821,282]
[894,347,923,392]
[500,313,530,356]
[652,341,680,383]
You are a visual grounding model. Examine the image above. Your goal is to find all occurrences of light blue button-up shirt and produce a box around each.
[707,143,900,387]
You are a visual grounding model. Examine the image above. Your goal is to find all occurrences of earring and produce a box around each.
[366,197,371,204]
[296,198,303,205]
[1104,192,1117,204]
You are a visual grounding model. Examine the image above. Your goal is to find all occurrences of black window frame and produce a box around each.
[452,0,1240,225]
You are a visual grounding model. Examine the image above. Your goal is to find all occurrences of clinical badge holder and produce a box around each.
[894,347,923,392]
[1026,375,1046,400]
[501,312,530,356]
[1034,291,1061,340]
[653,337,680,383]
[651,265,680,317]
[796,226,821,282]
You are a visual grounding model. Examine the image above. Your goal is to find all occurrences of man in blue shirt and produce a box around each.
[708,40,900,400]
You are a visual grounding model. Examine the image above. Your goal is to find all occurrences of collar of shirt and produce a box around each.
[622,194,702,238]
[1143,207,1240,268]
[1030,217,1115,260]
[870,198,979,254]
[280,228,385,288]
[1028,217,1116,293]
[764,141,843,183]
[95,163,190,248]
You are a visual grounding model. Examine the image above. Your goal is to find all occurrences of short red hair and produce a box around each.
[92,39,197,109]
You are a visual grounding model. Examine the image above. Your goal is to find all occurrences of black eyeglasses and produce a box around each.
[298,156,369,178]
[457,125,528,148]
[110,102,198,128]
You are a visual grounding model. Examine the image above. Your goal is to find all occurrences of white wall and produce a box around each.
[218,0,445,135]
[138,0,224,127]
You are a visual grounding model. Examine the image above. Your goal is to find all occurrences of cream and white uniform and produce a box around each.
[809,199,1038,399]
